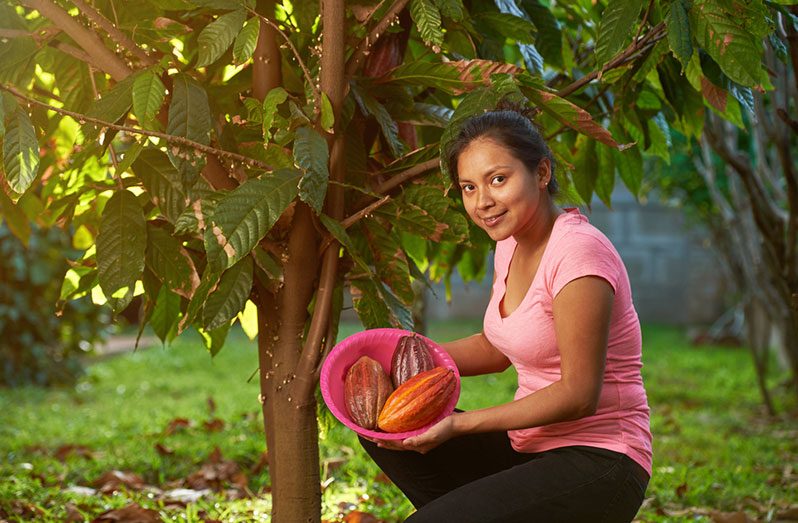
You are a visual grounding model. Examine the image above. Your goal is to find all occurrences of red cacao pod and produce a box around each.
[377,366,456,433]
[390,334,434,387]
[344,356,393,430]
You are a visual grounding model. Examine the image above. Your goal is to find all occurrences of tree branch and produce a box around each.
[294,0,346,407]
[21,0,132,81]
[375,158,439,194]
[0,83,273,172]
[70,0,156,66]
[345,0,412,77]
[252,0,282,100]
[557,22,667,99]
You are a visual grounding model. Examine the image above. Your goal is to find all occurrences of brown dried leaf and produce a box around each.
[164,418,192,435]
[710,511,757,523]
[206,396,217,415]
[343,510,380,523]
[203,418,225,432]
[675,482,688,498]
[91,503,161,523]
[185,447,249,493]
[775,505,798,520]
[154,443,174,456]
[64,503,84,522]
[54,444,94,461]
[91,470,147,494]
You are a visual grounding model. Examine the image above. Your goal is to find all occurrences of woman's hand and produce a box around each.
[367,414,461,454]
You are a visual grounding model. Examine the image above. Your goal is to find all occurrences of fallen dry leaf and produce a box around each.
[54,444,94,461]
[154,443,174,456]
[676,482,688,498]
[91,503,160,523]
[164,418,192,435]
[202,418,225,432]
[64,503,84,522]
[343,510,380,523]
[776,506,798,520]
[185,447,248,493]
[91,471,147,494]
[207,396,217,415]
[710,511,757,523]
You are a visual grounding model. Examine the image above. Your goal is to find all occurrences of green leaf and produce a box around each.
[150,285,181,344]
[262,87,289,140]
[363,219,415,306]
[689,0,768,88]
[293,126,329,214]
[84,73,136,140]
[237,300,259,340]
[525,88,623,149]
[115,140,145,175]
[647,113,671,164]
[199,321,231,357]
[475,12,537,44]
[132,70,166,127]
[233,16,260,65]
[521,0,563,67]
[410,0,444,51]
[610,124,643,197]
[3,107,39,195]
[350,276,392,329]
[320,93,334,132]
[180,267,220,333]
[205,169,301,272]
[572,135,598,204]
[352,84,404,158]
[203,255,253,330]
[595,0,644,67]
[133,148,189,223]
[96,190,146,297]
[146,224,201,299]
[434,0,464,20]
[166,74,212,185]
[319,214,371,275]
[667,0,693,68]
[0,185,31,245]
[594,143,616,207]
[196,9,247,68]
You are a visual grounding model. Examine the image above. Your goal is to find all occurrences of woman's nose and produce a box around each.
[476,189,494,209]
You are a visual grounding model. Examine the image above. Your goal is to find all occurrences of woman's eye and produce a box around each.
[461,184,475,192]
[491,175,505,184]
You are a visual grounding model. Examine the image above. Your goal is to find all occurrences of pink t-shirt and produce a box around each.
[483,209,653,475]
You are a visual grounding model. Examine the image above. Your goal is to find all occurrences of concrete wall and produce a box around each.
[423,186,728,326]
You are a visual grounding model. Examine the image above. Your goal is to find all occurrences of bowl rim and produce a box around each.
[319,327,461,440]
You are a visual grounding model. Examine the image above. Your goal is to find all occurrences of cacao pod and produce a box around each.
[344,356,393,430]
[377,366,456,433]
[390,334,434,387]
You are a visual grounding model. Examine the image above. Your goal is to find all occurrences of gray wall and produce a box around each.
[424,186,728,326]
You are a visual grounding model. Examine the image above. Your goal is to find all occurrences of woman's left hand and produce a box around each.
[400,413,460,454]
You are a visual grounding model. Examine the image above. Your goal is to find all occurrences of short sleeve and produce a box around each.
[546,231,621,299]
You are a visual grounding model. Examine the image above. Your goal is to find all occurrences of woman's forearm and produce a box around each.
[451,379,599,435]
[440,333,511,376]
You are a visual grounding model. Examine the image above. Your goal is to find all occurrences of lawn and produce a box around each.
[0,322,796,522]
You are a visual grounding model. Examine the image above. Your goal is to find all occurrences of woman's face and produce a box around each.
[456,137,550,242]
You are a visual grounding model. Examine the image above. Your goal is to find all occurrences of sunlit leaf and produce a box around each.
[96,190,146,297]
[133,148,189,223]
[150,285,181,344]
[203,255,253,330]
[233,16,260,65]
[2,107,38,195]
[166,73,211,186]
[196,9,247,68]
[146,224,200,299]
[132,70,166,127]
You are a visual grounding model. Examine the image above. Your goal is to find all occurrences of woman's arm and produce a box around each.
[441,333,511,376]
[400,275,613,453]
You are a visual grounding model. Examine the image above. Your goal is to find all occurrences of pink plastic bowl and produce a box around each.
[320,328,461,440]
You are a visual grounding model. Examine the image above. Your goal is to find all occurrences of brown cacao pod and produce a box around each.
[390,334,435,387]
[377,366,456,433]
[344,356,393,430]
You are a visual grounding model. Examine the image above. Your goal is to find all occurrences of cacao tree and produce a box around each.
[0,0,779,520]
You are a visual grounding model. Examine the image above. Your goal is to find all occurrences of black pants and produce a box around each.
[359,430,649,523]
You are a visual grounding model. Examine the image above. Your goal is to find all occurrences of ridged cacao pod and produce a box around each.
[390,334,434,387]
[377,366,456,433]
[344,356,393,430]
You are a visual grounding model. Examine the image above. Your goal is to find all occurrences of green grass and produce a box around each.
[0,322,796,522]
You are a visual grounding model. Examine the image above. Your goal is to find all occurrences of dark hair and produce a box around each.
[446,101,558,196]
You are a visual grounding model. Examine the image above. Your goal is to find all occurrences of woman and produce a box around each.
[359,103,652,523]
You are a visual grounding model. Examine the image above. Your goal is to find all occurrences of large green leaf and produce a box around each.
[363,219,415,306]
[0,37,37,86]
[205,169,301,272]
[293,126,329,214]
[667,0,693,68]
[132,70,166,127]
[476,12,537,44]
[319,214,371,275]
[352,85,404,158]
[233,16,260,65]
[525,88,623,149]
[96,190,146,297]
[196,9,247,68]
[199,322,232,357]
[166,73,211,185]
[595,0,644,67]
[146,224,200,299]
[521,0,563,67]
[3,107,39,195]
[0,184,31,245]
[411,0,444,51]
[594,143,616,207]
[572,135,598,205]
[150,285,181,344]
[434,0,464,20]
[85,73,136,140]
[262,87,289,140]
[203,254,253,330]
[133,148,189,223]
[609,124,643,197]
[350,276,393,329]
[689,0,768,88]
[180,267,220,333]
[647,113,671,164]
